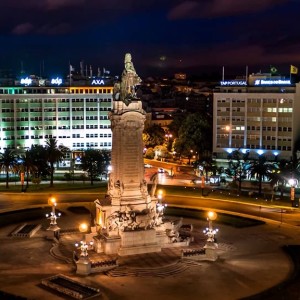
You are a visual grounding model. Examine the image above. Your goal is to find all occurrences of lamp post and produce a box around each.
[157,189,164,204]
[45,196,61,239]
[75,223,94,275]
[165,133,172,142]
[75,223,94,258]
[288,178,297,207]
[203,211,219,261]
[203,211,218,244]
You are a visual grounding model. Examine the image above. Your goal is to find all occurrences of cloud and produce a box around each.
[11,23,34,35]
[168,0,287,19]
[45,0,85,10]
[36,23,72,35]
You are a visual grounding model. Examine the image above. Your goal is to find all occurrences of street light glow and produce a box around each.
[79,223,88,233]
[207,211,217,221]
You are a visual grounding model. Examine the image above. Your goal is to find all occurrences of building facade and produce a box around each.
[213,74,300,161]
[0,76,114,159]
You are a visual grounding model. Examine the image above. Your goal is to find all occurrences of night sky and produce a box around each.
[1,0,300,78]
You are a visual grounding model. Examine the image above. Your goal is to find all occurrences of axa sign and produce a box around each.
[91,79,105,85]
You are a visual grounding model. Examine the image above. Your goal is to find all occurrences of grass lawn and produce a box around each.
[0,181,107,193]
[166,206,265,228]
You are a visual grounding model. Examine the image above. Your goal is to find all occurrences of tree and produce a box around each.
[174,113,212,160]
[248,155,274,196]
[29,145,50,180]
[143,124,165,148]
[81,149,111,185]
[45,138,70,187]
[0,148,18,189]
[168,113,186,139]
[153,145,169,161]
[269,158,300,200]
[227,149,250,191]
[19,149,38,190]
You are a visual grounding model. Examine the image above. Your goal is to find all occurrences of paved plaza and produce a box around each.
[0,204,299,299]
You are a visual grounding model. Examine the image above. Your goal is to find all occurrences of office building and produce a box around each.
[213,73,300,161]
[0,75,114,164]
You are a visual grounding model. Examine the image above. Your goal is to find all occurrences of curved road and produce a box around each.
[1,191,300,227]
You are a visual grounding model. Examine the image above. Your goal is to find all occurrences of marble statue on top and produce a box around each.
[114,53,141,105]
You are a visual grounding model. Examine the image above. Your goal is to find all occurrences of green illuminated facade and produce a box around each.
[0,84,113,154]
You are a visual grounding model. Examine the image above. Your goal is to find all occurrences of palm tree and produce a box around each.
[29,144,50,180]
[20,149,38,190]
[248,155,274,196]
[0,148,18,189]
[45,138,70,187]
[227,149,250,191]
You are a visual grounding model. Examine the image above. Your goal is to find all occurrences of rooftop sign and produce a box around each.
[220,81,247,86]
[20,77,32,86]
[254,79,291,85]
[91,78,105,85]
[51,77,63,85]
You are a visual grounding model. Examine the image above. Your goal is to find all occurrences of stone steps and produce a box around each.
[106,260,196,277]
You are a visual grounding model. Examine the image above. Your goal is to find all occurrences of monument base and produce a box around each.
[93,234,121,255]
[204,242,218,261]
[76,257,91,275]
[118,229,161,256]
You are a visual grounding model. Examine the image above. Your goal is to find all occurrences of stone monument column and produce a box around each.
[94,53,173,255]
[109,102,151,210]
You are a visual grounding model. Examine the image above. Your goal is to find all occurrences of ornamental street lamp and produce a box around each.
[46,197,61,231]
[75,223,94,275]
[203,211,219,243]
[203,211,219,261]
[157,189,164,204]
[75,223,94,258]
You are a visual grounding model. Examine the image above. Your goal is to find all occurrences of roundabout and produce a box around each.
[0,203,299,300]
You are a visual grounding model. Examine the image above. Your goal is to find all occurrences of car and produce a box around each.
[144,164,152,168]
[158,168,165,173]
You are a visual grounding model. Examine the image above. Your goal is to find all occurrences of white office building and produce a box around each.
[0,75,114,158]
[213,73,300,161]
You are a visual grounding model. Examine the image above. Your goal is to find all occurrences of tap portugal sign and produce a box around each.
[220,81,247,86]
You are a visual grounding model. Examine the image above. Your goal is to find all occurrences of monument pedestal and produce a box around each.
[76,257,91,275]
[93,234,121,255]
[45,225,60,240]
[118,229,161,256]
[204,242,218,261]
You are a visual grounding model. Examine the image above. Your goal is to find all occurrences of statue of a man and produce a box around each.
[118,53,141,105]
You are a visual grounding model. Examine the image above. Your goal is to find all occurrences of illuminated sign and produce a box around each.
[220,81,247,86]
[51,77,63,85]
[20,77,32,86]
[91,79,105,85]
[39,79,45,86]
[254,79,291,86]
